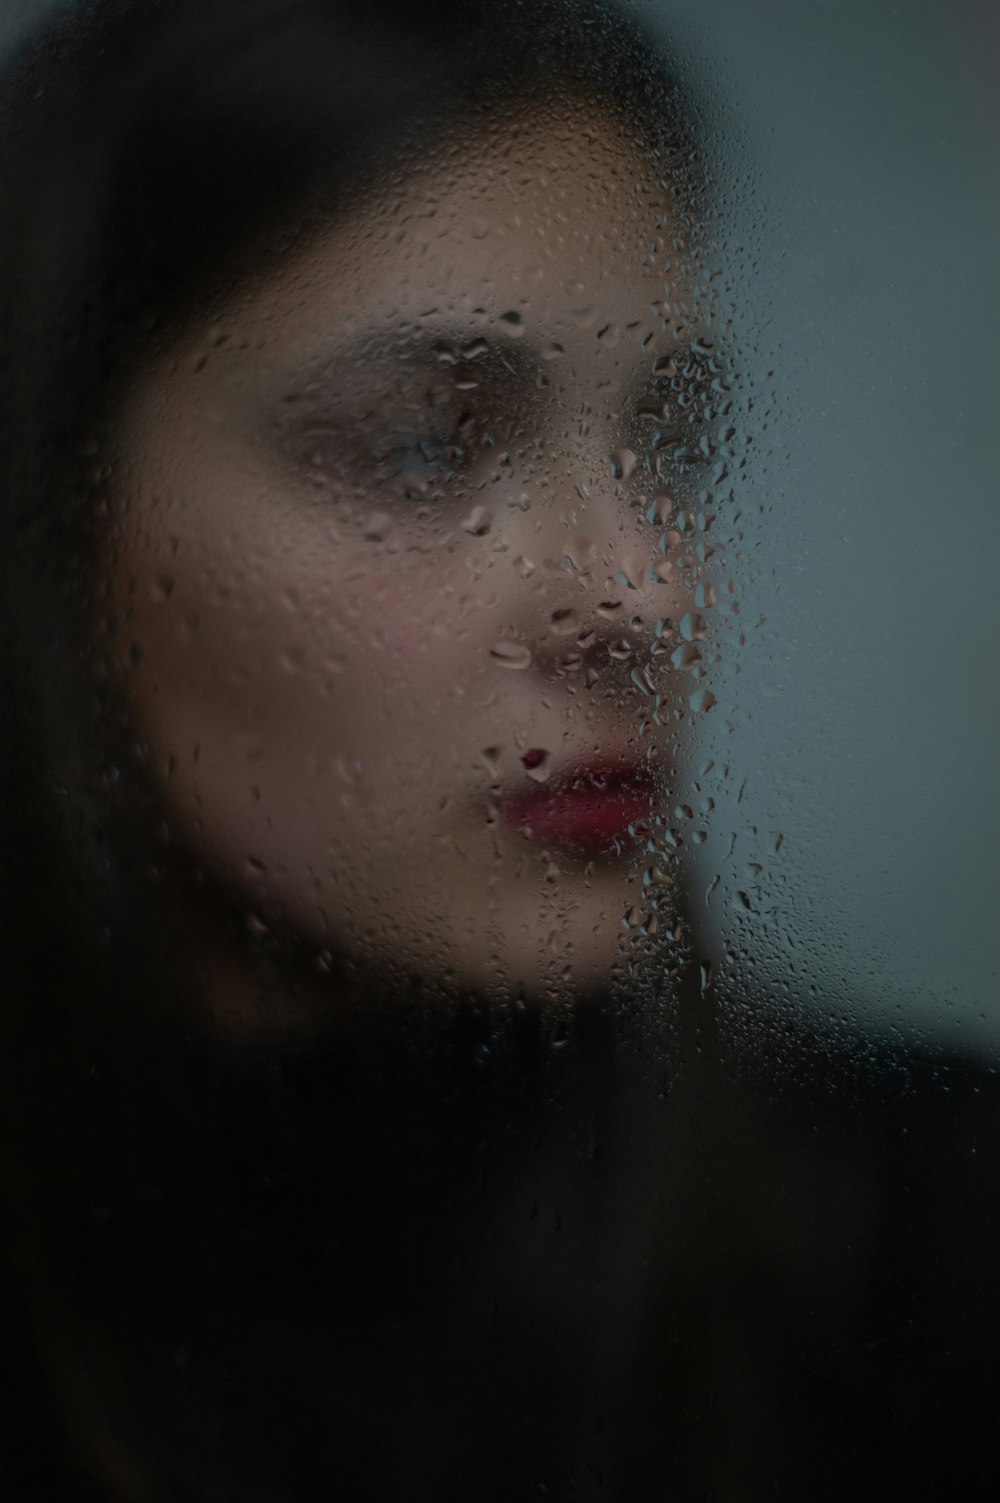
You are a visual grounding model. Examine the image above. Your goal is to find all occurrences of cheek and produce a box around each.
[114,473,484,905]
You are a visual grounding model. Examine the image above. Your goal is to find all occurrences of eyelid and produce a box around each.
[378,430,457,470]
[276,404,466,488]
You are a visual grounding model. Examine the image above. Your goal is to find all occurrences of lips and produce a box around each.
[499,760,657,855]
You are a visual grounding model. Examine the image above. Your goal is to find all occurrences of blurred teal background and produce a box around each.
[638,0,998,1054]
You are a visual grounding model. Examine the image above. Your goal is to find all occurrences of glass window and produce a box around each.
[1,2,996,1499]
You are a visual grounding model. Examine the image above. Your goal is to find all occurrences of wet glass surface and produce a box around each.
[0,2,996,1499]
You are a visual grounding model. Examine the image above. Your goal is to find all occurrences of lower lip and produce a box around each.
[500,767,656,855]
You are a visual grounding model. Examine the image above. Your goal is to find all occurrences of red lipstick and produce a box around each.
[499,760,657,855]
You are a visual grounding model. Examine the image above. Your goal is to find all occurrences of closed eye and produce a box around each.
[278,407,479,503]
[374,430,464,494]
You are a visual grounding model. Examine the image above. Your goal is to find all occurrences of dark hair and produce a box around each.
[1,0,696,474]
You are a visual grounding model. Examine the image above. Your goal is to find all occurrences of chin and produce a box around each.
[352,862,644,1004]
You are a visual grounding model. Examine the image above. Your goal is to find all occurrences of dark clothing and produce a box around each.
[2,991,998,1501]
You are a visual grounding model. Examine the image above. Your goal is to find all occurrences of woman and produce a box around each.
[2,0,705,1016]
[1,1,998,1500]
[0,1,710,1497]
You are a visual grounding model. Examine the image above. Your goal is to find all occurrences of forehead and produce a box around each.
[231,104,673,363]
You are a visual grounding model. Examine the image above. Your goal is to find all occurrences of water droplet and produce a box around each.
[609,447,637,481]
[617,554,647,590]
[671,644,701,669]
[645,495,673,526]
[549,607,578,637]
[490,640,532,670]
[497,310,524,337]
[680,612,708,642]
[689,688,717,713]
[521,748,552,783]
[363,512,392,542]
[480,746,502,779]
[561,538,597,572]
[462,505,491,536]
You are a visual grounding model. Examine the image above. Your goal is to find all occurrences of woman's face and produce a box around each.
[112,103,700,1008]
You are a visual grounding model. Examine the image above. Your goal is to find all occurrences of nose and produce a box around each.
[492,422,686,680]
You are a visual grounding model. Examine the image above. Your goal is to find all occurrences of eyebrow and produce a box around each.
[276,315,701,418]
[336,320,546,384]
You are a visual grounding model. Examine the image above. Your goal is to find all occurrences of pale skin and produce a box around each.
[109,101,699,1027]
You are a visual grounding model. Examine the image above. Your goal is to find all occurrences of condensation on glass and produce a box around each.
[0,0,996,1500]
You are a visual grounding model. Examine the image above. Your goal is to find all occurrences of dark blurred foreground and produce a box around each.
[0,981,997,1503]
